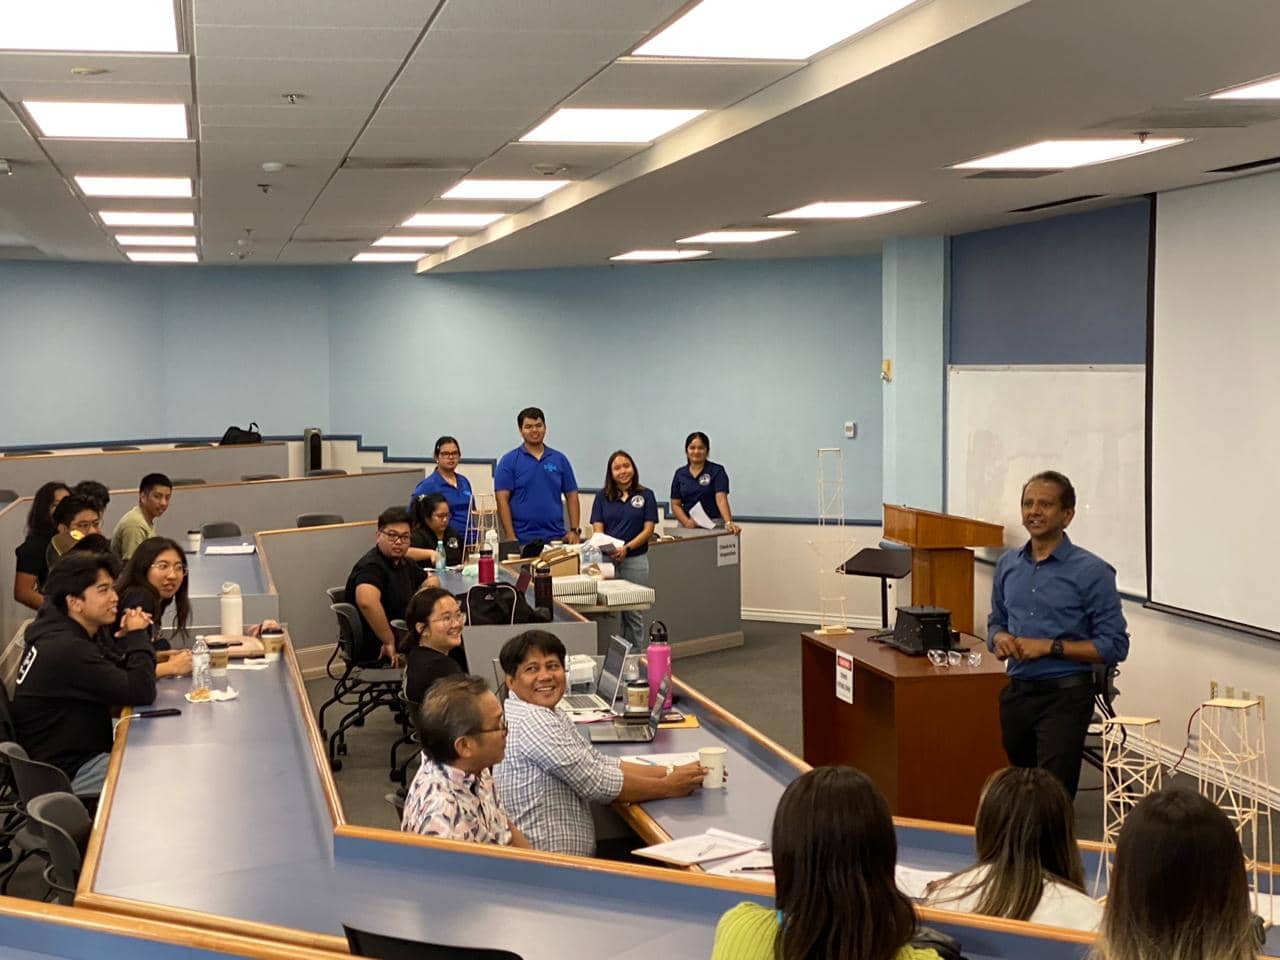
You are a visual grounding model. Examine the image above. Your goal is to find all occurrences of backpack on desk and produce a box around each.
[219,422,262,445]
[460,583,551,626]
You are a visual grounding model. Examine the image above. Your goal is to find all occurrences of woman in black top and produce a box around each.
[13,481,70,611]
[115,537,194,679]
[400,586,465,704]
[407,493,465,569]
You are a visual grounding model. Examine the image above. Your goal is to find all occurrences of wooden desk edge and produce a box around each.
[285,632,347,829]
[76,702,133,899]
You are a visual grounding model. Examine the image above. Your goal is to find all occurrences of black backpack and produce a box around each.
[219,422,262,445]
[460,583,551,627]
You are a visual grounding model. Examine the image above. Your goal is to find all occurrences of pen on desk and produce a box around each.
[731,866,774,873]
[695,843,717,858]
[632,757,657,766]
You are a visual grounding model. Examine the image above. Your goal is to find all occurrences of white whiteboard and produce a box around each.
[946,365,1146,596]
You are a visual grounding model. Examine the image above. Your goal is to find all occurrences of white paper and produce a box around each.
[587,531,626,549]
[205,544,255,555]
[716,537,739,567]
[895,864,952,900]
[835,651,854,704]
[634,828,765,866]
[619,752,699,767]
[707,849,774,882]
[688,502,716,530]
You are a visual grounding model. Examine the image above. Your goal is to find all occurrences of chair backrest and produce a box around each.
[0,669,17,743]
[200,521,242,539]
[298,513,345,527]
[326,586,345,604]
[344,925,522,960]
[174,441,211,448]
[307,468,348,477]
[170,477,206,487]
[100,444,139,451]
[241,473,281,481]
[0,489,18,504]
[26,791,90,900]
[331,603,364,664]
[0,741,73,805]
[1,621,31,701]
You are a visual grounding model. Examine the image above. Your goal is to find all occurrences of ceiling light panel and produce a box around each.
[1210,76,1280,99]
[115,234,198,247]
[25,102,188,140]
[678,229,796,243]
[373,236,458,248]
[442,179,570,200]
[76,176,193,198]
[127,251,198,263]
[353,252,425,262]
[769,201,921,219]
[401,212,505,229]
[952,138,1187,170]
[633,0,915,61]
[610,249,709,261]
[99,211,196,227]
[521,108,704,144]
[0,0,178,53]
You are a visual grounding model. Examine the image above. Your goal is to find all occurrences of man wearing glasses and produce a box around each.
[401,674,530,848]
[344,506,426,666]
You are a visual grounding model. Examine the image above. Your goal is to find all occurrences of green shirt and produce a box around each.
[111,505,155,560]
[710,903,941,960]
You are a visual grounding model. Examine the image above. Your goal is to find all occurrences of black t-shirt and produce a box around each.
[117,585,172,652]
[410,526,465,567]
[404,644,464,705]
[344,546,426,665]
[14,531,53,585]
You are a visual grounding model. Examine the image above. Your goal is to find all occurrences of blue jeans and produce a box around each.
[615,553,650,650]
[71,752,111,797]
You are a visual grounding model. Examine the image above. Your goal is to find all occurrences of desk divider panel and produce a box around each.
[0,444,289,497]
[0,499,31,646]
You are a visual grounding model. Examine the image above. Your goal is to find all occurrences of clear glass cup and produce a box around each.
[926,649,947,667]
[946,650,963,667]
[967,651,983,668]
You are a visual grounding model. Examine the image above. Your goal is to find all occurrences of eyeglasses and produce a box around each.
[379,529,411,544]
[150,560,186,575]
[437,450,460,458]
[69,519,100,532]
[469,716,508,735]
[429,611,465,625]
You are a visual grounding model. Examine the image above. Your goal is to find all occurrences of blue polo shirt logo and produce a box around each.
[544,463,560,474]
[629,495,645,508]
[698,473,711,486]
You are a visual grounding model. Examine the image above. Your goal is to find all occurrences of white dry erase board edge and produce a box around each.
[945,364,1145,596]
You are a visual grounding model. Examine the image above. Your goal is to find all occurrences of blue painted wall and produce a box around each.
[0,256,883,519]
[950,200,1151,364]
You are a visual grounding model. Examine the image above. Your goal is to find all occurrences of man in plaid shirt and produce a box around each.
[494,630,705,856]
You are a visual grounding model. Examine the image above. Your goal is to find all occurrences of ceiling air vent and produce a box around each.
[1009,194,1107,213]
[341,157,468,172]
[1207,155,1280,174]
[964,170,1060,180]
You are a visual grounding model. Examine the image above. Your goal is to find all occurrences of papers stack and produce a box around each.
[551,574,599,600]
[593,579,656,606]
[634,828,765,867]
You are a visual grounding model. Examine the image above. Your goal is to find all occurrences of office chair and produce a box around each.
[200,521,242,539]
[241,473,281,481]
[100,444,139,451]
[13,451,53,457]
[170,477,206,487]
[1082,664,1121,774]
[26,792,90,905]
[307,468,348,477]
[0,490,17,505]
[298,513,345,528]
[317,603,402,771]
[344,924,523,960]
[0,743,57,892]
[174,441,211,448]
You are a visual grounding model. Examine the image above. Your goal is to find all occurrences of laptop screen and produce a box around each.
[596,635,632,707]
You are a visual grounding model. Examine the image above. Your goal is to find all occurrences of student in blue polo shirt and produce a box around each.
[494,407,581,547]
[670,431,739,534]
[590,450,658,648]
[408,436,474,540]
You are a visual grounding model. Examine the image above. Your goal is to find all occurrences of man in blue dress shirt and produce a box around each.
[494,407,581,547]
[988,471,1129,798]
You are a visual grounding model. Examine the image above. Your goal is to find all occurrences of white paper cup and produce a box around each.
[187,530,202,553]
[261,631,284,662]
[699,746,727,789]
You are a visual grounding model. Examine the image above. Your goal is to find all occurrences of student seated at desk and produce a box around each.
[12,481,70,611]
[344,507,426,667]
[712,766,942,960]
[493,630,705,857]
[115,537,195,680]
[110,473,172,560]
[924,767,1101,931]
[1095,788,1260,960]
[12,553,157,796]
[407,493,464,569]
[401,586,465,704]
[402,674,531,848]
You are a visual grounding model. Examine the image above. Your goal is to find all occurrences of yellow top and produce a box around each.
[710,902,942,960]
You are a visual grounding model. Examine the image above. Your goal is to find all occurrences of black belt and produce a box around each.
[1008,672,1095,693]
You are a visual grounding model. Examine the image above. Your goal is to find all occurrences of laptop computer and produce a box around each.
[588,676,670,743]
[559,635,631,714]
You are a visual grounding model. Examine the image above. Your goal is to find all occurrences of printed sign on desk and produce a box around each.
[835,651,854,704]
[716,538,739,567]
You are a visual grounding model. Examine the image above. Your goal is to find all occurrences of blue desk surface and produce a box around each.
[186,537,268,597]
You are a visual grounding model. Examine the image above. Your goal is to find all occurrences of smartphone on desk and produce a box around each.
[135,708,182,719]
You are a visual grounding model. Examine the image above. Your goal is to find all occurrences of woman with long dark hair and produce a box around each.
[590,449,657,648]
[711,766,940,960]
[1094,788,1258,960]
[670,431,738,534]
[115,537,194,679]
[407,492,464,569]
[12,481,70,610]
[925,767,1101,929]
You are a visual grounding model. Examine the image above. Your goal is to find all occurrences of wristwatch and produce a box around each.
[1050,638,1065,659]
[664,763,675,776]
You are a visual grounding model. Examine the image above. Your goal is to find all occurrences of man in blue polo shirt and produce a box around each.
[988,470,1129,798]
[494,407,581,547]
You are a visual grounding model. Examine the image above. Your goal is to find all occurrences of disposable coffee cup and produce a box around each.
[207,642,230,675]
[699,746,727,789]
[261,629,285,662]
[187,530,202,553]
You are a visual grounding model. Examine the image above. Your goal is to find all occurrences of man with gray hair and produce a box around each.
[401,674,530,848]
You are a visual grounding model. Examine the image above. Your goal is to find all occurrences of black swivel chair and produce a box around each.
[298,513,345,528]
[344,924,523,960]
[241,473,281,481]
[170,477,206,487]
[1082,664,1121,774]
[174,441,211,448]
[0,490,17,505]
[200,521,242,539]
[316,601,402,771]
[26,792,90,904]
[307,468,348,478]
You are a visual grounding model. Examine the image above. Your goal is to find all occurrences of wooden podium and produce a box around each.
[882,505,1003,635]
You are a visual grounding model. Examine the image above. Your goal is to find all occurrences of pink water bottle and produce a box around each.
[478,547,495,585]
[646,620,672,710]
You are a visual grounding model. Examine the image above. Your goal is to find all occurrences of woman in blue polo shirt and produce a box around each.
[590,450,658,648]
[670,431,739,534]
[408,436,474,541]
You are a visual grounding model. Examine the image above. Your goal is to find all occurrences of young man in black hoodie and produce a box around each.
[13,552,157,796]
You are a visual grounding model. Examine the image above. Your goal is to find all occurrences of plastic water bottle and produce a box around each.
[191,635,211,693]
[435,540,448,575]
[484,527,500,559]
[582,543,602,567]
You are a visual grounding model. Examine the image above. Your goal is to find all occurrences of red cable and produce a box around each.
[1168,706,1203,776]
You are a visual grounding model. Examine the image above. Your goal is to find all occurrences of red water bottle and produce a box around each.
[478,547,495,585]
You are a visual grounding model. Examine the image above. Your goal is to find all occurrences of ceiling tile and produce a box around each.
[44,139,197,175]
[193,25,421,61]
[467,141,642,180]
[275,240,367,263]
[565,60,800,110]
[198,104,370,129]
[200,140,349,174]
[0,52,191,85]
[0,122,46,162]
[1,79,192,103]
[194,0,442,29]
[300,168,461,228]
[199,124,358,145]
[432,0,686,35]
